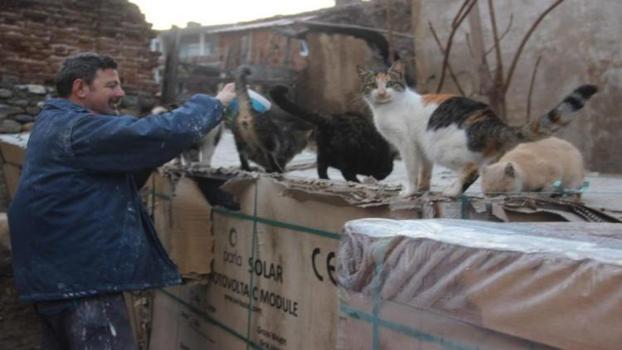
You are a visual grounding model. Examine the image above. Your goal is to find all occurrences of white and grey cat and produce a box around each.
[151,106,223,167]
[357,61,597,197]
[481,137,585,195]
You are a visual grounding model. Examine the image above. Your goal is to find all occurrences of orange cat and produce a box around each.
[480,137,585,195]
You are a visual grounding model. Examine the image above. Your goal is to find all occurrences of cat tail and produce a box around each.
[516,84,598,141]
[269,85,329,128]
[234,65,253,112]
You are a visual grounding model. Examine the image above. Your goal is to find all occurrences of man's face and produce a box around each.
[81,68,125,115]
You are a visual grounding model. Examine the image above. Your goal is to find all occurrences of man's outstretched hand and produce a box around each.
[216,83,236,107]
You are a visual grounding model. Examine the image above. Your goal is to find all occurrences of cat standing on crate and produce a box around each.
[269,85,396,182]
[357,61,597,197]
[230,66,311,173]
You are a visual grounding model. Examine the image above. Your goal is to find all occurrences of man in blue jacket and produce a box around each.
[8,52,235,349]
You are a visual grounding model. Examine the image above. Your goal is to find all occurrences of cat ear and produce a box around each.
[389,60,405,75]
[504,163,515,178]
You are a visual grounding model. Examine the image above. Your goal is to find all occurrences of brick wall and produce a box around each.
[0,0,159,98]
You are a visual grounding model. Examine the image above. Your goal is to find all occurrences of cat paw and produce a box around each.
[442,183,463,198]
[399,187,417,197]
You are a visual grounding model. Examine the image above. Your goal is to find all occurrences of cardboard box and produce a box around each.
[149,172,423,350]
[0,134,28,203]
[0,134,28,166]
[338,219,622,350]
[148,167,622,350]
[148,172,215,275]
[0,212,8,249]
[2,163,21,201]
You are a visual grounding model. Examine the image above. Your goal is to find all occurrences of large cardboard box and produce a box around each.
[148,168,622,350]
[0,134,28,166]
[338,219,622,350]
[0,134,28,202]
[147,168,621,278]
[149,173,422,349]
[149,172,215,275]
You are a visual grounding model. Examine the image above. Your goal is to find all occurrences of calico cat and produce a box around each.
[357,61,597,197]
[231,66,311,173]
[151,105,224,167]
[270,85,395,182]
[480,136,585,195]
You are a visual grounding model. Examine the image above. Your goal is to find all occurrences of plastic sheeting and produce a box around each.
[338,219,622,350]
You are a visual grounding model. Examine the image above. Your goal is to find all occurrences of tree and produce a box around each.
[415,0,565,120]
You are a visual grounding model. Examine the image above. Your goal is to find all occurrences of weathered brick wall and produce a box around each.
[0,0,159,100]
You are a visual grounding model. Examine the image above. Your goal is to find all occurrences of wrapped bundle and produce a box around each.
[338,219,622,350]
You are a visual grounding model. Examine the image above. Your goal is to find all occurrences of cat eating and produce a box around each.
[481,137,585,196]
[269,85,395,182]
[358,61,597,197]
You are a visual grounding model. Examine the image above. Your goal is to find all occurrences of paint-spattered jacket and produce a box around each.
[8,95,224,302]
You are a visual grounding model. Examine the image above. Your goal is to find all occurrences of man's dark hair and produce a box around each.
[55,53,118,97]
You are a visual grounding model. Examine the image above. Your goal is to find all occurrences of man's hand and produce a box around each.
[216,83,236,107]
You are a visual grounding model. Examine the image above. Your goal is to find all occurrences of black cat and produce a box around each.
[270,85,395,182]
[230,67,311,173]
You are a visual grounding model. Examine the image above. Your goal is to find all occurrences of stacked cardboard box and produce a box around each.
[0,134,28,201]
[148,172,420,349]
[147,167,622,350]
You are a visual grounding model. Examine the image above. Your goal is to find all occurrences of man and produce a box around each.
[8,52,235,349]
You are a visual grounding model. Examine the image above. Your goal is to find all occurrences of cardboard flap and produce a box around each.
[0,133,28,166]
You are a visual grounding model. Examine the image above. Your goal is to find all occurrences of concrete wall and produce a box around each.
[414,0,622,173]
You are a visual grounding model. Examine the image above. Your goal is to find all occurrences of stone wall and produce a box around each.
[0,0,160,114]
[0,83,50,133]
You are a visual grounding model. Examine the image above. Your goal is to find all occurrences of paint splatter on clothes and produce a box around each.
[36,293,136,350]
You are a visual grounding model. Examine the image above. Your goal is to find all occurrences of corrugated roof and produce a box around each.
[208,15,317,34]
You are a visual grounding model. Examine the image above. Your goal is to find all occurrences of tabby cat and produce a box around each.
[270,85,395,182]
[357,61,597,197]
[481,136,585,195]
[231,66,311,173]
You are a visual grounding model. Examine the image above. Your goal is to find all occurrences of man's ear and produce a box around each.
[72,79,88,98]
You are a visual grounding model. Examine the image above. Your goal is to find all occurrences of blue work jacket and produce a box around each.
[8,95,223,302]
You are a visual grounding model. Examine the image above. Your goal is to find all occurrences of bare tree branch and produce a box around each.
[412,0,430,92]
[465,33,474,57]
[467,2,495,99]
[436,0,479,93]
[488,0,504,87]
[526,55,543,122]
[384,0,395,64]
[484,14,513,56]
[504,0,564,93]
[429,23,466,95]
[453,0,473,28]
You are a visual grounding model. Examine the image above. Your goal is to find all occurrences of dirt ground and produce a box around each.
[0,244,40,349]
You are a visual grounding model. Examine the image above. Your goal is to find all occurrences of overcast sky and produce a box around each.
[129,0,336,30]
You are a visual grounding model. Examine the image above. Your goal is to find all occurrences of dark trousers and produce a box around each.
[35,293,137,350]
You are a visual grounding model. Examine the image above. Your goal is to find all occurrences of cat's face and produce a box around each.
[481,162,522,195]
[357,61,406,105]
